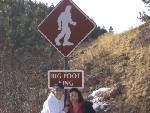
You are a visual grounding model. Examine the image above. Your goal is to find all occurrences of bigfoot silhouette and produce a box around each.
[55,5,77,46]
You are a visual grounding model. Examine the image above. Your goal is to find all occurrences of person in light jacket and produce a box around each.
[41,82,69,113]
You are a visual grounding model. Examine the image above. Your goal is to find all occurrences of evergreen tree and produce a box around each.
[139,0,150,22]
[0,0,55,59]
[109,26,114,33]
[86,26,107,41]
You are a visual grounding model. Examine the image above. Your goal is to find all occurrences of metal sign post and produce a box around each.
[64,57,69,70]
[64,57,69,107]
[38,0,96,109]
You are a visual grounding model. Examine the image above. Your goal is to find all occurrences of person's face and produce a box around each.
[53,88,64,100]
[69,91,79,103]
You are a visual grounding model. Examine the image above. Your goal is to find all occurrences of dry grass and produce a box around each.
[69,22,150,113]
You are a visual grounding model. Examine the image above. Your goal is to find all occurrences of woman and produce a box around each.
[68,88,96,113]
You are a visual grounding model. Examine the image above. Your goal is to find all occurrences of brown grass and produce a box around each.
[69,22,150,113]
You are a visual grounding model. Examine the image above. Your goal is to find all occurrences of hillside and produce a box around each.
[69,22,150,113]
[1,21,149,113]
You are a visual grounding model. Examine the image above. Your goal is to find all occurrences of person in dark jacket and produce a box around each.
[68,88,95,113]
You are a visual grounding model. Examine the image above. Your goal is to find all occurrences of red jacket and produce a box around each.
[68,101,95,113]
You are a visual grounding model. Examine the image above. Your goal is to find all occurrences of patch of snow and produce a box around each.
[89,87,111,97]
[89,87,111,112]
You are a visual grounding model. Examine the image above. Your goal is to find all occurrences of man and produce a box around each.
[41,82,69,113]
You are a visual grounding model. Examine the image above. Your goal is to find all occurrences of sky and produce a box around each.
[35,0,148,33]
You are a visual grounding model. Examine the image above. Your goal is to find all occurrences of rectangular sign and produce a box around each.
[48,70,84,89]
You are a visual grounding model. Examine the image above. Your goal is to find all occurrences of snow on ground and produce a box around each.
[89,87,111,97]
[89,87,111,112]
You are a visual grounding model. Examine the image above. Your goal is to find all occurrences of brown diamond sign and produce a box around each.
[38,0,96,57]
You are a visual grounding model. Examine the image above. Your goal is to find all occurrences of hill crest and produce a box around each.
[69,22,150,113]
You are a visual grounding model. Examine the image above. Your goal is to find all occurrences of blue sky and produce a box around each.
[35,0,148,33]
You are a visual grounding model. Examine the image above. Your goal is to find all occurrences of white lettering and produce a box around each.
[62,81,73,86]
[64,73,80,78]
[50,73,62,79]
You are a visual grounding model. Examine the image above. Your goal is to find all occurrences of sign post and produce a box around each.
[64,57,69,105]
[64,57,69,70]
[38,0,96,105]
